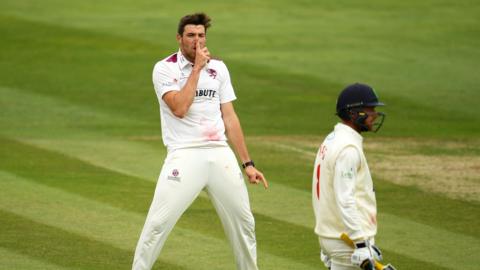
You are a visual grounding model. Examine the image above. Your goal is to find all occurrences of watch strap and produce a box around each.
[242,160,255,169]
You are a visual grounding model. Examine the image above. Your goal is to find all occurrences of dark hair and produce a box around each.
[177,12,211,35]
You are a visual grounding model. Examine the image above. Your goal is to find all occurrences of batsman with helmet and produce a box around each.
[312,83,395,270]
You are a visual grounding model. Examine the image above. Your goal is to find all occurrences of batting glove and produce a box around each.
[351,241,374,270]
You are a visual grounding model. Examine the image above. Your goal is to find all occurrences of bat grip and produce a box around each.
[340,233,386,270]
[374,261,384,270]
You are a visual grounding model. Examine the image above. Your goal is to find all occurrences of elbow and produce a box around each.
[172,108,188,118]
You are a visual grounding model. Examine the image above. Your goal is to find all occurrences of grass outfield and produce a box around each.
[1,1,479,269]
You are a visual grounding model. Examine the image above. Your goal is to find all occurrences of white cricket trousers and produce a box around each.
[132,146,258,270]
[319,237,374,270]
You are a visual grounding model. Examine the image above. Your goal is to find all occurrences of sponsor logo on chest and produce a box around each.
[196,88,216,98]
[179,67,220,100]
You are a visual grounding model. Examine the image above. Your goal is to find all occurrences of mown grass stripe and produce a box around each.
[0,171,453,270]
[248,140,480,269]
[20,137,316,232]
[0,136,349,268]
[0,247,70,270]
[2,81,477,269]
[250,182,480,270]
[250,139,480,236]
[0,210,186,270]
[0,170,142,250]
[24,137,165,182]
[177,196,320,268]
[0,85,152,140]
[13,135,480,269]
[0,170,235,270]
[0,14,162,124]
[0,137,321,268]
[2,12,477,139]
[167,189,455,270]
[376,179,480,237]
[0,171,320,270]
[0,170,449,270]
[378,213,480,270]
[0,136,154,213]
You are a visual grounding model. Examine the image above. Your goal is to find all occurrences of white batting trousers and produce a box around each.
[319,237,375,270]
[132,146,258,270]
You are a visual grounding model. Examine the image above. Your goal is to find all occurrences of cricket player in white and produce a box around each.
[312,83,386,270]
[132,13,268,270]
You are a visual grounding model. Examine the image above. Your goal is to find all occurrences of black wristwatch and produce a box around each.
[242,160,255,169]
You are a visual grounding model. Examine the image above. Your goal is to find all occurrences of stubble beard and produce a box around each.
[181,46,195,63]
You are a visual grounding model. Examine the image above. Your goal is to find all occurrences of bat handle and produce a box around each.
[340,233,387,270]
[374,261,385,270]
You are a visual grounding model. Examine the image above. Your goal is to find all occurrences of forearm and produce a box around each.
[225,113,250,163]
[168,68,201,117]
[222,102,267,188]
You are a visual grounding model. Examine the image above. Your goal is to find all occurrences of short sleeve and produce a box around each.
[152,62,181,98]
[218,62,237,104]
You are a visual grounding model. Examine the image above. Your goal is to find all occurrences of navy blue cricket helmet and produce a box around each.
[336,83,384,116]
[336,83,386,132]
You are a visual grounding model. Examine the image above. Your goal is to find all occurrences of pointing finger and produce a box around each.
[254,172,268,189]
[259,175,268,189]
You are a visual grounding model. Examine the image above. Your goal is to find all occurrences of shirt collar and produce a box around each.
[177,49,194,70]
[335,122,363,144]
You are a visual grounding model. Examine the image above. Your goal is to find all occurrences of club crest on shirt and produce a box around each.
[207,68,217,79]
[167,169,181,181]
[341,169,354,179]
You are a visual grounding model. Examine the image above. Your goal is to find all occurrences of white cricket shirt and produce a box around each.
[312,123,377,240]
[153,50,237,152]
